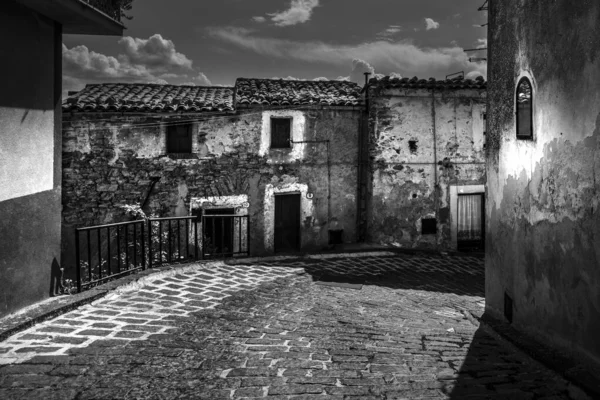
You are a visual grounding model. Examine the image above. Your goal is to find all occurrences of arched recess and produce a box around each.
[516,77,533,139]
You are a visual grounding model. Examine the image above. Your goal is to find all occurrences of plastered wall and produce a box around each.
[62,108,360,272]
[367,87,486,249]
[0,3,62,317]
[487,0,600,367]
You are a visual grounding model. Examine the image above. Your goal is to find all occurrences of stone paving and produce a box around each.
[0,252,574,399]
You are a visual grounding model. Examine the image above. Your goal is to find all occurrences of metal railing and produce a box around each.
[75,220,145,292]
[83,0,122,22]
[201,215,250,259]
[148,216,199,268]
[74,214,250,292]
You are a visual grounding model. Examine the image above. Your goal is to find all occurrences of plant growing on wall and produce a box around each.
[118,0,134,20]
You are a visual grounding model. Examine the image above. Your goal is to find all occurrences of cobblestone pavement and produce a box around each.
[0,252,573,399]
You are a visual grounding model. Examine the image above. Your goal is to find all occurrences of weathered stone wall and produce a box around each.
[487,0,600,367]
[367,87,486,249]
[62,108,360,271]
[0,3,62,317]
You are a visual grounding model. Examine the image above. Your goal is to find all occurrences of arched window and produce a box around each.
[516,78,533,139]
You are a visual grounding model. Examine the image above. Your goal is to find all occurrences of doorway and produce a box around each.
[203,208,235,257]
[457,193,485,251]
[274,194,301,252]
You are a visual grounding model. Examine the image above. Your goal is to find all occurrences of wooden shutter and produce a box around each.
[271,118,291,148]
[167,123,192,153]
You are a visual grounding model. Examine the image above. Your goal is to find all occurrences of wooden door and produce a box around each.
[274,194,301,252]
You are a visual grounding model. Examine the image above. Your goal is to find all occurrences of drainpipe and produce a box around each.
[357,72,371,242]
[431,88,439,227]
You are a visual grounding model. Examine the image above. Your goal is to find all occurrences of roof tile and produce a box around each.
[235,78,362,107]
[370,75,486,90]
[62,83,235,113]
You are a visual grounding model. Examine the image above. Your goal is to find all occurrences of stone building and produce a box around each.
[61,79,363,267]
[487,0,600,369]
[366,76,487,250]
[0,0,124,317]
[61,74,489,274]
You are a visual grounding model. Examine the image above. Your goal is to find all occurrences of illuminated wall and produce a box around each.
[487,0,600,367]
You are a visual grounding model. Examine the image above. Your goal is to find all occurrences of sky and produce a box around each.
[62,0,488,93]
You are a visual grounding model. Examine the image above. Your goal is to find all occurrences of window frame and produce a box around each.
[515,77,534,140]
[270,117,292,149]
[421,218,437,235]
[166,122,193,155]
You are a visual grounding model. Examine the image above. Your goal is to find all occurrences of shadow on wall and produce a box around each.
[49,257,64,297]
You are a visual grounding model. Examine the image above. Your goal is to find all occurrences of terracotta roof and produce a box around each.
[370,75,486,90]
[235,78,362,107]
[62,84,235,113]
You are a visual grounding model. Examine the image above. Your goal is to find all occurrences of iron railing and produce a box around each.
[75,220,145,292]
[83,0,122,22]
[75,215,250,292]
[147,216,199,268]
[201,215,250,259]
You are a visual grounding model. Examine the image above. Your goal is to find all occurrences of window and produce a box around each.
[271,118,291,148]
[408,140,418,154]
[421,218,437,235]
[166,123,192,154]
[483,112,487,149]
[516,78,533,139]
[457,193,484,251]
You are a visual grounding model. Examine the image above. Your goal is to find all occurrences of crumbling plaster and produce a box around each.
[259,110,306,161]
[487,0,600,367]
[190,195,250,255]
[62,108,360,271]
[367,87,486,249]
[263,181,314,252]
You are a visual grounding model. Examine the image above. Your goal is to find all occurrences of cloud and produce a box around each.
[62,35,211,95]
[376,24,403,41]
[349,59,375,84]
[425,18,440,30]
[194,72,212,86]
[118,34,193,71]
[208,27,486,79]
[253,16,266,23]
[465,71,484,79]
[158,73,184,79]
[476,38,487,48]
[266,0,319,27]
[149,79,168,85]
[62,44,151,81]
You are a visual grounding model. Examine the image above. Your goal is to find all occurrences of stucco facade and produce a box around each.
[0,0,123,317]
[61,106,362,271]
[487,0,600,368]
[367,80,487,250]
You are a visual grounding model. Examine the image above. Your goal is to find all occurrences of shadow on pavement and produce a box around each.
[446,321,572,399]
[247,254,485,298]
